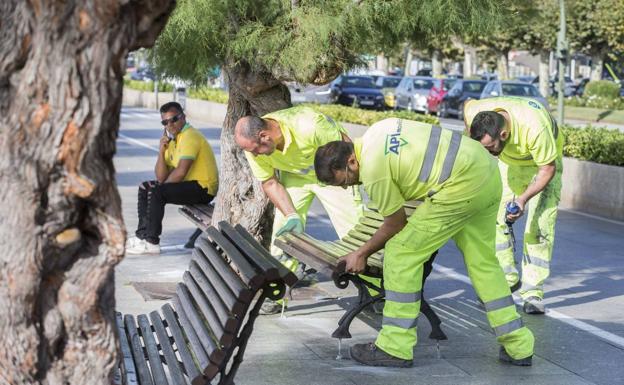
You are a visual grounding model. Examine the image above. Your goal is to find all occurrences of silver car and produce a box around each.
[394,76,435,112]
[481,80,550,110]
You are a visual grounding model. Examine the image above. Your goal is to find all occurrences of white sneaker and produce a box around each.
[125,238,160,255]
[126,236,143,248]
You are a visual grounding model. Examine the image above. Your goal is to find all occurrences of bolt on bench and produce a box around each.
[273,201,447,344]
[115,222,297,385]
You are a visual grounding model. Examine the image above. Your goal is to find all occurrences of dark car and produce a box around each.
[439,79,487,119]
[330,75,385,109]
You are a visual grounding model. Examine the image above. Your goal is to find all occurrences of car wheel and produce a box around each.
[457,102,464,121]
[439,102,449,118]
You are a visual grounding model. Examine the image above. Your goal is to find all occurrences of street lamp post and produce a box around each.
[556,0,568,125]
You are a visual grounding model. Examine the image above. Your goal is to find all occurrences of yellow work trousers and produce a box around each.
[495,158,562,300]
[375,168,534,361]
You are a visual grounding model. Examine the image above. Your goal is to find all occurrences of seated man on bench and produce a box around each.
[126,102,219,255]
[315,118,534,368]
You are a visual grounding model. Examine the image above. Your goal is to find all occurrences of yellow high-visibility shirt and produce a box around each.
[245,105,346,182]
[464,96,563,167]
[165,124,219,195]
[354,118,496,217]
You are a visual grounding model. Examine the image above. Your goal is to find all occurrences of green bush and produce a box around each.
[584,80,621,99]
[188,88,229,104]
[562,125,624,166]
[301,103,439,126]
[123,78,174,92]
[549,94,624,110]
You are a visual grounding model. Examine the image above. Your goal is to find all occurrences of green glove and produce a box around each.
[275,213,304,237]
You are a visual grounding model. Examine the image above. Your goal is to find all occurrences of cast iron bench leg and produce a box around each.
[184,228,203,249]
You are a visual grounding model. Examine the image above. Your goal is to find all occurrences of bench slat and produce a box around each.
[363,210,384,221]
[123,314,154,385]
[188,261,239,332]
[137,314,169,385]
[176,284,223,362]
[192,249,248,315]
[347,230,370,242]
[171,296,218,377]
[178,208,209,231]
[160,304,206,385]
[273,237,335,277]
[149,310,188,385]
[116,313,139,385]
[206,227,265,290]
[190,204,214,218]
[354,223,377,236]
[233,224,298,286]
[183,271,234,347]
[218,222,280,281]
[195,239,252,303]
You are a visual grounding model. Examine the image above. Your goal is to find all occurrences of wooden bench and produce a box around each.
[274,202,447,342]
[115,222,298,385]
[179,204,215,248]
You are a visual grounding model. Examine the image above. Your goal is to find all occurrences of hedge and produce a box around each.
[584,80,621,99]
[562,125,624,166]
[300,103,439,126]
[123,78,174,92]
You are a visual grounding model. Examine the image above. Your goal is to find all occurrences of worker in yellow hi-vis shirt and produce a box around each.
[235,105,364,314]
[315,118,534,368]
[464,96,563,315]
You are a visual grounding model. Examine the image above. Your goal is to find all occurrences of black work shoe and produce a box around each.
[350,343,413,368]
[499,346,532,366]
[523,296,545,314]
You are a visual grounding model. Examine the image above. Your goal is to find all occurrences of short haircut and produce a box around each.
[469,111,506,141]
[314,141,354,185]
[236,116,267,139]
[159,101,183,114]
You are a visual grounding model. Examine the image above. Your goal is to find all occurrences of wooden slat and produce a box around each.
[354,223,377,236]
[188,261,239,331]
[137,314,169,385]
[149,310,188,385]
[361,217,383,228]
[116,313,139,385]
[176,284,222,360]
[183,271,234,347]
[273,237,334,277]
[195,238,253,303]
[206,227,264,289]
[160,304,205,385]
[190,204,214,218]
[171,297,216,376]
[363,210,384,221]
[218,222,280,281]
[178,208,209,231]
[347,230,370,242]
[233,224,298,286]
[123,314,154,385]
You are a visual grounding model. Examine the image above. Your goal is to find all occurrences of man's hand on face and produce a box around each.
[159,135,170,154]
[339,250,367,274]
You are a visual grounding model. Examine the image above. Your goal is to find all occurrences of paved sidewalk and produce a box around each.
[115,106,624,385]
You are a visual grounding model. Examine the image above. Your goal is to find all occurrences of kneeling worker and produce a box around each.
[314,118,534,368]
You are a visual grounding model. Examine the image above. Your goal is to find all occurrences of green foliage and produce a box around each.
[584,81,621,99]
[562,125,624,166]
[187,88,229,104]
[301,103,439,126]
[569,0,624,59]
[123,79,174,92]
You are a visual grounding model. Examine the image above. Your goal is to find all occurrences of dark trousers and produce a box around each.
[135,180,213,244]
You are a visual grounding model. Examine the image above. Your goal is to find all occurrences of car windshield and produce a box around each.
[442,79,457,91]
[342,76,375,88]
[502,83,539,97]
[413,79,434,89]
[463,82,485,92]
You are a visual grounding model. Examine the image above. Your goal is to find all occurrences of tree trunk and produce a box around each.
[463,45,475,78]
[0,1,174,383]
[590,53,604,81]
[497,51,509,80]
[212,62,292,248]
[431,50,443,78]
[539,51,551,97]
[404,46,414,76]
[376,53,388,73]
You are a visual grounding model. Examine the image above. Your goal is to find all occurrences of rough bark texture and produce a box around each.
[0,1,174,384]
[539,51,551,97]
[497,51,509,80]
[212,62,292,248]
[431,50,442,78]
[590,53,604,81]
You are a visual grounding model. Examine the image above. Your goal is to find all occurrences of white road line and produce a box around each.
[118,133,159,152]
[560,207,624,226]
[433,262,624,350]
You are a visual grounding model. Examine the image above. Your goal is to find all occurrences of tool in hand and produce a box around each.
[505,200,520,252]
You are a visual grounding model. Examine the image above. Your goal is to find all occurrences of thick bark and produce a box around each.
[539,51,551,97]
[212,62,292,248]
[431,50,443,78]
[0,1,173,384]
[463,45,476,78]
[590,53,604,81]
[404,46,414,76]
[497,51,509,80]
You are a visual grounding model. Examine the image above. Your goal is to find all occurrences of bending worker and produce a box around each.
[235,105,363,314]
[464,96,562,314]
[314,118,534,368]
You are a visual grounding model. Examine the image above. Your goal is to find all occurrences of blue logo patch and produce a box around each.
[528,100,541,109]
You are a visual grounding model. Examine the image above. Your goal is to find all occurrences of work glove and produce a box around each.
[275,213,304,237]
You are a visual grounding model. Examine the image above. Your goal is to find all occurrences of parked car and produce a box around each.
[532,75,575,97]
[439,79,487,119]
[394,76,436,112]
[288,83,333,104]
[427,78,458,115]
[573,78,590,96]
[130,67,155,81]
[481,80,550,109]
[514,75,536,83]
[375,75,403,108]
[330,75,385,109]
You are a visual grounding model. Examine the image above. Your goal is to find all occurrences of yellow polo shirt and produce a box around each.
[165,124,219,195]
[464,96,563,167]
[354,118,496,216]
[245,106,346,182]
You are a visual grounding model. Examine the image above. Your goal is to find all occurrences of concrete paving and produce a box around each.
[115,106,624,385]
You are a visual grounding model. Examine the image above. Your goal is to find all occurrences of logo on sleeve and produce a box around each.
[384,119,408,155]
[528,100,541,109]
